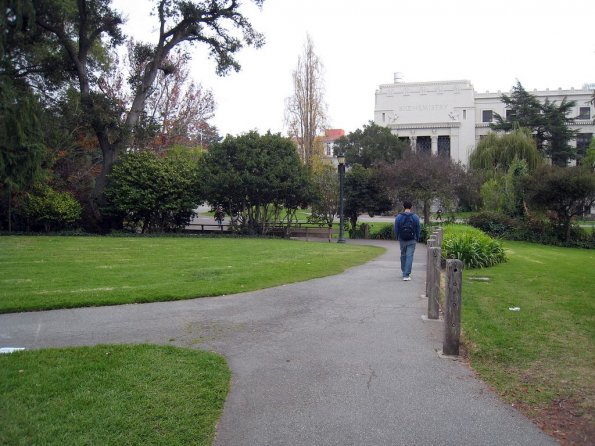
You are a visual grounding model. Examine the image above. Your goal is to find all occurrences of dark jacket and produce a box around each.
[394,211,421,241]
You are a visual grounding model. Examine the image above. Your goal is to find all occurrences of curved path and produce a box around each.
[0,240,555,446]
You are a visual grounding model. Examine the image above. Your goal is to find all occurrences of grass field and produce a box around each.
[0,345,229,445]
[0,236,383,313]
[462,240,594,443]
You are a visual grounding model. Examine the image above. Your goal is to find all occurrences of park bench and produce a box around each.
[290,226,335,240]
[185,223,232,234]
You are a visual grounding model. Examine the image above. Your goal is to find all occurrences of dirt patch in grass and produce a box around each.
[516,397,594,446]
[459,340,593,446]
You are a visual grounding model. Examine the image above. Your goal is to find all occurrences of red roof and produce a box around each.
[324,129,345,142]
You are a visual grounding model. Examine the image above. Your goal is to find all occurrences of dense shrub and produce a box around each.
[468,211,513,237]
[350,222,370,239]
[505,217,595,249]
[369,223,394,240]
[24,187,82,232]
[104,151,201,233]
[442,227,507,269]
[468,211,595,248]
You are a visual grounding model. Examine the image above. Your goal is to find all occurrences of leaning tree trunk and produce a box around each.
[88,54,165,232]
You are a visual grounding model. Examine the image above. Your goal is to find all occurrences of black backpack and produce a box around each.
[399,213,415,241]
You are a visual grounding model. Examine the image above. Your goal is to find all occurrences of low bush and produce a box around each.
[468,211,595,249]
[369,223,394,240]
[467,211,513,237]
[506,217,595,249]
[350,222,370,239]
[23,187,82,232]
[442,226,506,269]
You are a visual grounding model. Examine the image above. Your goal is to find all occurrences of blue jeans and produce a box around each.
[399,239,417,277]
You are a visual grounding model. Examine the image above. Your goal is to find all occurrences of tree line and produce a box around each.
[1,0,264,232]
[1,2,593,242]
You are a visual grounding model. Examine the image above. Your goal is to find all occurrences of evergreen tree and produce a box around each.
[0,79,47,231]
[491,81,577,165]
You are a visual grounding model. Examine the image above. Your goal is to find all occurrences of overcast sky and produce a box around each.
[112,0,595,137]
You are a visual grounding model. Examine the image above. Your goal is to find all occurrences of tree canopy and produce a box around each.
[523,165,595,241]
[343,164,392,230]
[2,0,265,230]
[491,81,577,166]
[334,122,409,168]
[199,131,312,235]
[378,153,467,224]
[469,127,542,175]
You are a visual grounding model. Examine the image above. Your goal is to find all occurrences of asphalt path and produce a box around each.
[0,239,556,446]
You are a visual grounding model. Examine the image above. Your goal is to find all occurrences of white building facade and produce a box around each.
[374,76,595,165]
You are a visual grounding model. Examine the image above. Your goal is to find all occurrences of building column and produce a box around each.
[431,135,438,155]
[410,136,417,153]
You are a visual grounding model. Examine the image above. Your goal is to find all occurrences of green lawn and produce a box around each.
[0,236,383,313]
[462,240,594,432]
[0,345,230,445]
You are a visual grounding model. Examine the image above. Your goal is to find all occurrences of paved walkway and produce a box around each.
[0,240,556,446]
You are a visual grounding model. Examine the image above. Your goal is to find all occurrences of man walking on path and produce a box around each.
[394,200,421,281]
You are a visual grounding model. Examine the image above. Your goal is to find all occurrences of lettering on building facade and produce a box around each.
[398,104,449,112]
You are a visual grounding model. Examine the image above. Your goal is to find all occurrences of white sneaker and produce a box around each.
[403,276,411,281]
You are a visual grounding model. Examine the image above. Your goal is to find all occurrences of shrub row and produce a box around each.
[468,211,595,249]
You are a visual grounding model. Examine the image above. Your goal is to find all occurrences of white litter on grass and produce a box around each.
[0,347,25,354]
[469,277,491,282]
[508,307,521,311]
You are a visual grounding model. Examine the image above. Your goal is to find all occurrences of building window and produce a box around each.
[482,110,493,123]
[506,109,516,120]
[578,107,591,120]
[382,112,386,122]
[438,136,450,158]
[463,110,466,120]
[416,136,431,154]
[576,133,593,161]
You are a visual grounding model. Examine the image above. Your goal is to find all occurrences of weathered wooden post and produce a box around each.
[434,227,443,247]
[425,237,436,298]
[428,246,441,319]
[443,259,463,355]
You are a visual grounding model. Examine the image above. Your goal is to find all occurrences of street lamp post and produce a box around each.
[337,153,346,243]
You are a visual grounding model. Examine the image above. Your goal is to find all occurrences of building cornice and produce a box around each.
[378,79,472,89]
[475,88,594,99]
[388,122,461,130]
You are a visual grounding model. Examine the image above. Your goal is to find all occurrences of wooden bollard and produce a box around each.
[428,246,441,319]
[434,227,443,247]
[425,237,436,298]
[443,259,463,356]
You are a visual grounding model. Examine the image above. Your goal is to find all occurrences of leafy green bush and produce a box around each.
[105,151,201,233]
[370,223,394,240]
[24,187,81,231]
[468,211,513,237]
[350,222,370,239]
[506,216,595,249]
[442,227,506,269]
